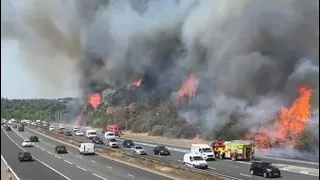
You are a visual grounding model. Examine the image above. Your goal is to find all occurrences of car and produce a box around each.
[49,126,55,131]
[57,129,64,134]
[75,131,84,136]
[92,137,104,144]
[29,136,39,142]
[4,126,11,131]
[130,146,147,155]
[107,138,118,148]
[250,161,281,178]
[12,124,17,128]
[55,145,68,154]
[59,124,65,129]
[18,126,24,132]
[21,140,34,147]
[153,146,170,156]
[104,132,116,140]
[72,126,80,132]
[183,153,208,169]
[18,152,34,162]
[65,131,72,136]
[122,139,135,148]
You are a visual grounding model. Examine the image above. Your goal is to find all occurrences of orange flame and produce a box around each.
[177,73,198,97]
[244,85,313,150]
[88,93,102,109]
[132,78,142,88]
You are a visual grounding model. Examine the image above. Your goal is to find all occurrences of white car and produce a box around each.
[22,140,34,147]
[104,132,116,139]
[183,153,208,169]
[107,138,119,148]
[49,126,55,131]
[72,126,80,132]
[130,146,147,155]
[75,131,84,136]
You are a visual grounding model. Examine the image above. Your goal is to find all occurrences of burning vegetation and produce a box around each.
[2,0,319,159]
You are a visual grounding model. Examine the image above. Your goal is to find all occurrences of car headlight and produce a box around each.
[266,169,272,172]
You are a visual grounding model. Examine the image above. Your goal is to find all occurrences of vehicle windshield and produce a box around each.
[135,146,143,149]
[58,146,66,150]
[126,140,134,144]
[202,148,212,152]
[262,162,274,167]
[24,140,31,142]
[89,132,97,135]
[107,133,115,136]
[73,127,79,129]
[77,131,83,133]
[193,156,204,161]
[158,146,167,150]
[109,139,117,142]
[22,152,31,157]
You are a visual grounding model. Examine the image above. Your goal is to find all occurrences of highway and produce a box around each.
[1,127,172,180]
[47,123,319,180]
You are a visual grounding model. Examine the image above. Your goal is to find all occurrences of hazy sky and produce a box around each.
[1,40,78,99]
[1,40,39,99]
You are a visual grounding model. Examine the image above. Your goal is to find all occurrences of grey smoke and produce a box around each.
[2,0,319,158]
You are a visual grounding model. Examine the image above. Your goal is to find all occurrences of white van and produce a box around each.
[86,130,97,139]
[59,124,65,129]
[72,126,79,132]
[191,144,215,160]
[183,153,208,169]
[104,132,116,140]
[78,143,95,155]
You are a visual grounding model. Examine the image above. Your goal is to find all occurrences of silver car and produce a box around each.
[131,146,147,155]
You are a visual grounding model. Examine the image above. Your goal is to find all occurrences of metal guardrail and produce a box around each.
[30,126,241,180]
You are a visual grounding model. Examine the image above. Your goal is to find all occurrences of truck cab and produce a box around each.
[103,124,121,136]
[191,144,215,160]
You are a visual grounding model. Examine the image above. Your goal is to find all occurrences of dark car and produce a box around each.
[92,137,104,144]
[250,161,281,178]
[4,126,11,131]
[122,139,135,148]
[29,136,39,142]
[64,131,72,136]
[18,126,24,132]
[12,124,17,128]
[18,152,33,162]
[153,146,170,156]
[55,145,67,154]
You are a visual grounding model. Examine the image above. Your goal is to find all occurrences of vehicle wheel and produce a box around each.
[263,172,268,178]
[250,170,254,175]
[231,155,236,161]
[192,164,195,168]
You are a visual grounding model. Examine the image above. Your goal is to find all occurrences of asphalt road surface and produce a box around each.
[48,123,319,180]
[2,127,172,180]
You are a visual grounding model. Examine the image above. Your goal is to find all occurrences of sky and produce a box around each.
[1,40,78,99]
[1,40,39,99]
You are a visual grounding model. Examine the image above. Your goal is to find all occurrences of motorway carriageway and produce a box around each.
[1,127,171,180]
[49,123,318,180]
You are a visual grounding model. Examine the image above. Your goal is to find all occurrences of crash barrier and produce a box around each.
[28,126,241,180]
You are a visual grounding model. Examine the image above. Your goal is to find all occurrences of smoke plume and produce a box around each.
[2,0,319,158]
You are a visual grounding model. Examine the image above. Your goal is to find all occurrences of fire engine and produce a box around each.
[211,140,254,161]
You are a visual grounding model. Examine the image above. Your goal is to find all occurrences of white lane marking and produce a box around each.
[240,173,252,178]
[1,154,21,180]
[229,165,240,168]
[64,160,73,165]
[93,173,108,180]
[48,152,53,155]
[208,166,216,169]
[35,145,39,148]
[55,155,62,159]
[127,174,134,177]
[76,166,87,171]
[3,129,72,180]
[107,166,113,169]
[41,148,45,151]
[91,160,96,163]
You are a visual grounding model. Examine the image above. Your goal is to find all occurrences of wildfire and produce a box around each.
[244,85,313,150]
[131,78,142,88]
[88,93,102,109]
[177,73,198,97]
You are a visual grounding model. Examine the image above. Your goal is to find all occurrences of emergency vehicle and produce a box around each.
[211,140,254,161]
